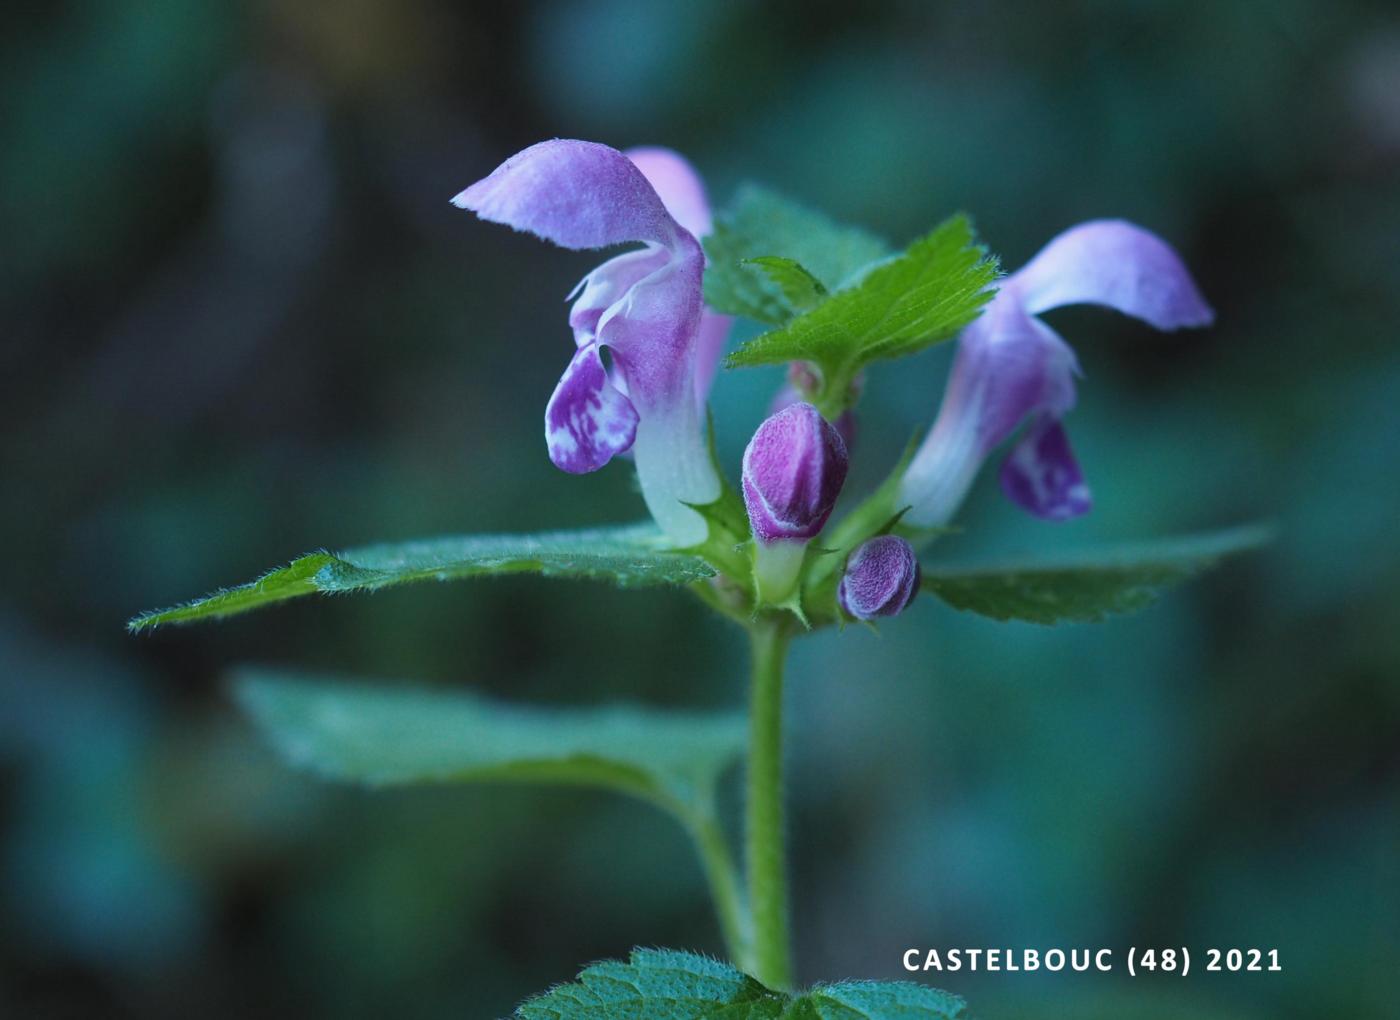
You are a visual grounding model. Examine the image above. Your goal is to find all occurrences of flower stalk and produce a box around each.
[745,616,794,991]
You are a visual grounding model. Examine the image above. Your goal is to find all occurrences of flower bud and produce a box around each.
[742,402,849,544]
[838,535,921,620]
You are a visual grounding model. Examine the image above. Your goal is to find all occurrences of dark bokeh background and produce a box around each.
[3,2,1397,1017]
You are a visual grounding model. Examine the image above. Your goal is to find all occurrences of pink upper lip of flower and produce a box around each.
[899,219,1214,527]
[453,139,731,546]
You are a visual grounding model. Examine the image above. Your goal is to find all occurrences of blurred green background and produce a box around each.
[2,1,1397,1017]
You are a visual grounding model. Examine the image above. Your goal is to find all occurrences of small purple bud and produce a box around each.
[742,402,849,544]
[838,535,922,620]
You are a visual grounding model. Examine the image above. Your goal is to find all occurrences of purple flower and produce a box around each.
[454,140,730,546]
[743,402,849,544]
[899,220,1213,527]
[623,147,734,413]
[838,535,921,620]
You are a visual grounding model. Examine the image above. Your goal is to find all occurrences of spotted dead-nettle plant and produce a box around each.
[131,138,1266,1019]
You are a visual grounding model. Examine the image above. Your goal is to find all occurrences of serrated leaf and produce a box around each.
[129,523,715,630]
[742,257,827,313]
[514,949,966,1020]
[234,672,746,812]
[800,981,969,1019]
[517,949,782,1019]
[921,524,1272,625]
[726,215,998,374]
[704,186,889,325]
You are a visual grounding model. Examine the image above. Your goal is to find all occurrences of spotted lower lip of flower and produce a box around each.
[899,219,1213,528]
[454,139,726,546]
[544,341,639,474]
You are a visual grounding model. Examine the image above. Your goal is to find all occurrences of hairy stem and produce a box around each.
[686,808,751,972]
[745,618,794,990]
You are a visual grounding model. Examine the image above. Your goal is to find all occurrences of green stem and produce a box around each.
[745,618,794,990]
[686,809,751,972]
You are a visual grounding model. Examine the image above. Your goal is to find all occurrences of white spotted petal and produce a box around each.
[545,342,639,474]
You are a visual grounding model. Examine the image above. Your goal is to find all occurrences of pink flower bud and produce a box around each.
[742,402,849,544]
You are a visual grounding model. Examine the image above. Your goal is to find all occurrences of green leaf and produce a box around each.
[234,672,746,813]
[703,186,889,325]
[742,257,827,313]
[800,982,969,1018]
[129,523,715,630]
[517,949,782,1019]
[514,949,967,1020]
[921,524,1272,625]
[725,215,998,376]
